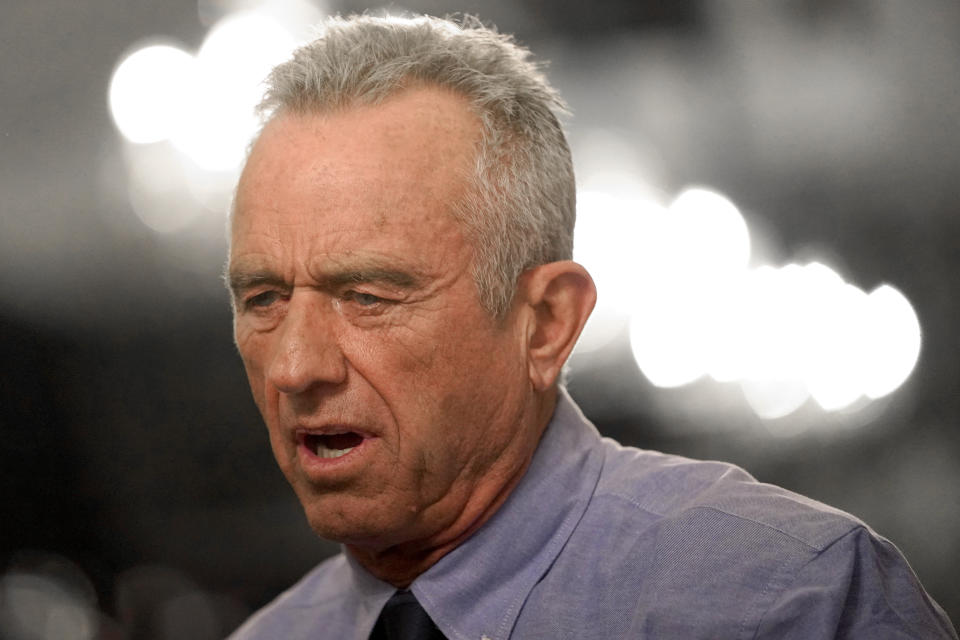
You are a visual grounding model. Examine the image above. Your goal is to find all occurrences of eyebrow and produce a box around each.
[226,265,420,300]
[324,268,419,289]
[226,269,288,300]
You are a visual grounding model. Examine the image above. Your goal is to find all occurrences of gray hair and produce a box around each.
[257,14,576,317]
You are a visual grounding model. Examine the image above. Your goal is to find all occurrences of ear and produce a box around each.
[518,261,597,391]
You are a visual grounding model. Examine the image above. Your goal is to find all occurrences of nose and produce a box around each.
[266,293,347,395]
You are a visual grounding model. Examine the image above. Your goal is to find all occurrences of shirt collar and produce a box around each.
[409,388,605,640]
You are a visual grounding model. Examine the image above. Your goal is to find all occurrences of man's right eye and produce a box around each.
[245,290,283,310]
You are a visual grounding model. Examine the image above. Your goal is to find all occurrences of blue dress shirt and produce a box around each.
[229,390,957,639]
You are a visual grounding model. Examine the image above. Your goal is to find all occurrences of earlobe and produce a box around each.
[521,261,597,391]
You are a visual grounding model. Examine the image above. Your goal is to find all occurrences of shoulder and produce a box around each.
[538,440,957,638]
[593,438,862,551]
[227,554,350,639]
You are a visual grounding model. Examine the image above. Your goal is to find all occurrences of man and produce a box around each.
[226,14,956,640]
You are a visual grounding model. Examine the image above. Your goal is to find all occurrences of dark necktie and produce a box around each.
[369,590,447,640]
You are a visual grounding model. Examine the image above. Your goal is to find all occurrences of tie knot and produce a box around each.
[370,590,446,640]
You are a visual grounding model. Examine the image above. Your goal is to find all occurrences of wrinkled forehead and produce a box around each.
[232,86,482,231]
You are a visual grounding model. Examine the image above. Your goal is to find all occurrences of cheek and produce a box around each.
[235,326,272,412]
[238,334,294,471]
[346,321,442,381]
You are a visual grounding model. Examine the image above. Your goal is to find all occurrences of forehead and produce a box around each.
[232,87,481,246]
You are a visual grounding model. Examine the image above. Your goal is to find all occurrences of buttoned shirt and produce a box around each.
[229,390,957,639]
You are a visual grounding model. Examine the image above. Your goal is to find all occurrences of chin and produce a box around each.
[299,497,409,549]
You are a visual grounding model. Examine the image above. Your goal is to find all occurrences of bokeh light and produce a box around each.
[0,553,100,640]
[108,3,323,233]
[170,10,298,171]
[628,188,751,387]
[575,183,922,422]
[740,377,811,423]
[0,573,95,640]
[574,189,663,353]
[109,12,299,170]
[108,44,194,144]
[861,284,922,399]
[666,188,750,277]
[124,142,202,233]
[805,281,870,411]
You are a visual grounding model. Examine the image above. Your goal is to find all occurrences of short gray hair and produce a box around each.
[257,14,576,316]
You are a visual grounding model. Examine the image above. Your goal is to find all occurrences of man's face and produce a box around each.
[229,87,540,552]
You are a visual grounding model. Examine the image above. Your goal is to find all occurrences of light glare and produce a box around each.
[623,187,753,387]
[862,285,922,398]
[574,190,664,353]
[806,283,870,411]
[125,143,202,233]
[668,188,751,276]
[170,11,298,170]
[604,183,923,422]
[740,378,810,422]
[108,45,193,144]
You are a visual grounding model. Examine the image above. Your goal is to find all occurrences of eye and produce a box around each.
[346,291,384,307]
[245,290,284,310]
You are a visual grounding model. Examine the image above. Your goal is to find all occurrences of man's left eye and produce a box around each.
[347,291,383,306]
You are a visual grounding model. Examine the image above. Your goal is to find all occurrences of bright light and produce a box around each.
[740,378,810,422]
[629,290,712,387]
[592,182,924,421]
[805,282,870,411]
[109,44,194,143]
[109,11,301,170]
[574,189,664,353]
[625,187,752,386]
[861,284,922,398]
[667,188,750,276]
[723,263,921,418]
[109,5,325,232]
[170,11,298,171]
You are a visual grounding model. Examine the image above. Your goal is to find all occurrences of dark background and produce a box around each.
[2,1,958,637]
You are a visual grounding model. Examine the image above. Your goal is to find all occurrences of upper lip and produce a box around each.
[293,423,376,438]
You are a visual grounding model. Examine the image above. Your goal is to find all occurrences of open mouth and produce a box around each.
[303,432,365,459]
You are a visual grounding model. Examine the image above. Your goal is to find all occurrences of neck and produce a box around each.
[346,387,558,588]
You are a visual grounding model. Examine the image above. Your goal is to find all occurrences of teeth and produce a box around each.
[315,444,354,459]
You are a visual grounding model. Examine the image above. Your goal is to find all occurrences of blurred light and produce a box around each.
[109,45,194,144]
[629,293,711,387]
[170,10,298,171]
[125,142,203,233]
[806,282,870,411]
[627,187,751,387]
[667,188,750,276]
[110,2,322,176]
[576,181,921,422]
[728,262,920,418]
[574,189,663,353]
[576,128,657,199]
[861,284,922,398]
[740,378,810,422]
[0,573,96,640]
[109,3,326,233]
[702,272,752,383]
